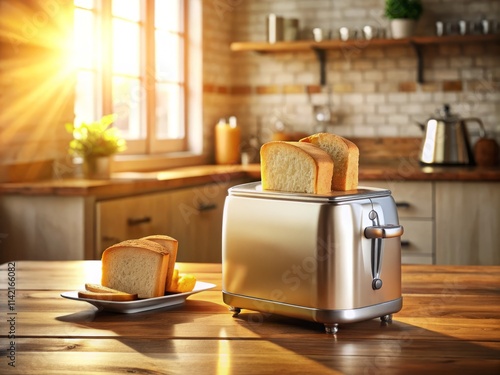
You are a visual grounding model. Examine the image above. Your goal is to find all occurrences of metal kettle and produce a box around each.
[417,104,485,165]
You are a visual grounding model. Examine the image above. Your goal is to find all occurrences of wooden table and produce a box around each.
[1,261,499,374]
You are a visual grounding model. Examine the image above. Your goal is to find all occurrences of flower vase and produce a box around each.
[390,19,416,39]
[83,156,111,179]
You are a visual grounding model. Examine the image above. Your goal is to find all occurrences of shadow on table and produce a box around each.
[55,302,500,373]
[228,311,500,374]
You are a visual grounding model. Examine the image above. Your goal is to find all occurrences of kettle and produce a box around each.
[417,104,485,165]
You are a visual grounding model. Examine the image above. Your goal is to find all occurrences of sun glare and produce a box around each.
[0,1,76,162]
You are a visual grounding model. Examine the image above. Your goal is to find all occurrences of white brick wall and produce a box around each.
[202,0,500,149]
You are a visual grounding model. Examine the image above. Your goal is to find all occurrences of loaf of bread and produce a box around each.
[101,239,170,299]
[260,141,334,194]
[300,133,359,191]
[167,269,197,293]
[141,235,178,292]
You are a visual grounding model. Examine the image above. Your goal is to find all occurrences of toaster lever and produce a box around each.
[364,225,404,239]
[365,210,404,291]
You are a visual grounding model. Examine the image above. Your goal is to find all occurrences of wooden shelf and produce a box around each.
[230,34,500,53]
[230,34,500,84]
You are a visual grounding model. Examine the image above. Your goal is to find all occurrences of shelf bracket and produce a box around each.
[313,48,327,86]
[410,42,424,84]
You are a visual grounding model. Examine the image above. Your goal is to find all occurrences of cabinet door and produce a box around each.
[360,180,435,264]
[435,182,500,265]
[360,181,433,219]
[167,182,232,263]
[95,192,170,258]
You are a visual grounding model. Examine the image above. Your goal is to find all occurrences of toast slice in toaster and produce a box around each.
[260,141,334,194]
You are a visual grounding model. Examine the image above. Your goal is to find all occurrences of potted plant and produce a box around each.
[385,0,423,39]
[65,114,126,179]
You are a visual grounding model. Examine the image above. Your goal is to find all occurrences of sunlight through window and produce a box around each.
[73,0,186,155]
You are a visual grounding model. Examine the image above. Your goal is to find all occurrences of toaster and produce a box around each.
[222,182,404,334]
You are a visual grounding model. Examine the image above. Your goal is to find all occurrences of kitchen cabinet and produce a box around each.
[95,192,171,258]
[166,182,232,263]
[96,181,239,262]
[360,180,434,264]
[435,181,500,265]
[231,34,500,84]
[362,180,500,265]
[0,179,246,264]
[0,195,94,262]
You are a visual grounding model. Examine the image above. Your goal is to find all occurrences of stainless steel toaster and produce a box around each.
[222,182,404,334]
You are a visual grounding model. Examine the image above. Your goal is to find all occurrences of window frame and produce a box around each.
[74,0,190,157]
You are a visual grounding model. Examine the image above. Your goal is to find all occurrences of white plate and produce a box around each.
[61,281,216,313]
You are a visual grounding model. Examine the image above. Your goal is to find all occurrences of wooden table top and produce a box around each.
[1,261,499,374]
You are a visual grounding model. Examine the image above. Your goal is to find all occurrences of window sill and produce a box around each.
[112,152,209,173]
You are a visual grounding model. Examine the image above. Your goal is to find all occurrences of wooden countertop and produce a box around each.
[1,162,499,197]
[1,261,499,374]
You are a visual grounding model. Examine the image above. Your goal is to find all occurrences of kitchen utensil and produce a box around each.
[283,18,299,41]
[474,135,499,166]
[362,25,377,40]
[417,104,485,165]
[312,27,324,41]
[222,182,404,334]
[435,21,444,36]
[266,14,284,43]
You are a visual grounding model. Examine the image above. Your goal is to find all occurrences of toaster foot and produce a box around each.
[324,323,338,334]
[229,306,241,316]
[380,314,393,323]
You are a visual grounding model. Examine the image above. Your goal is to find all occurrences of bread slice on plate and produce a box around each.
[101,239,170,298]
[78,290,138,301]
[300,133,359,191]
[141,235,178,293]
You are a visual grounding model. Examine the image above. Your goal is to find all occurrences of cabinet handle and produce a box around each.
[198,203,217,212]
[401,240,410,247]
[127,216,152,226]
[396,202,411,209]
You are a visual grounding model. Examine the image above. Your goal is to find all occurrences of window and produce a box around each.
[73,0,187,155]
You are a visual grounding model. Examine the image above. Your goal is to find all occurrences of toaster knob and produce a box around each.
[372,278,383,290]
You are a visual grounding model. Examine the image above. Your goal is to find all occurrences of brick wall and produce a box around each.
[203,0,500,150]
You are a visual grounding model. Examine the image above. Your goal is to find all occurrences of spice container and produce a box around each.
[215,116,241,165]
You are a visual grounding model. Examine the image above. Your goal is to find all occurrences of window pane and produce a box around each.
[155,0,183,32]
[155,30,183,82]
[113,77,145,139]
[74,70,97,123]
[112,19,140,75]
[75,0,94,9]
[74,9,95,69]
[112,0,141,21]
[156,83,184,139]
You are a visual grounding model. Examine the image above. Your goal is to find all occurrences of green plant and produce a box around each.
[65,114,126,158]
[384,0,423,20]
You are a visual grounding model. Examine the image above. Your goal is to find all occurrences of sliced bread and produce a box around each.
[300,133,359,191]
[101,239,170,298]
[141,235,178,293]
[260,141,334,194]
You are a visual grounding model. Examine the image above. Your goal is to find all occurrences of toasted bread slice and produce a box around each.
[101,239,170,298]
[300,133,359,191]
[84,283,129,294]
[141,235,178,293]
[260,141,334,194]
[78,290,138,301]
